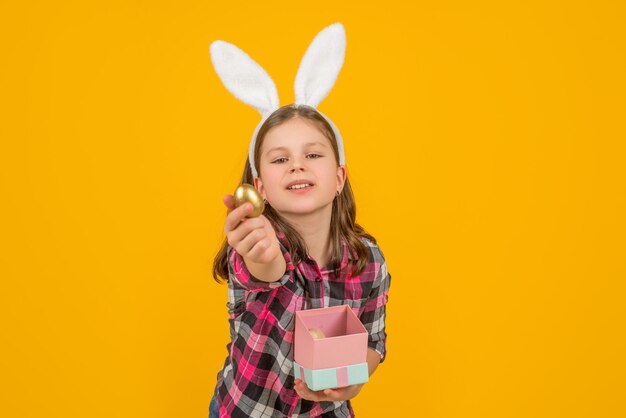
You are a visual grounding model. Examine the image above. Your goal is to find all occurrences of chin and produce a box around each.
[286,201,334,214]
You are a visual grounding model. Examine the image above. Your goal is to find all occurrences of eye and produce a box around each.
[271,157,288,164]
[307,153,322,159]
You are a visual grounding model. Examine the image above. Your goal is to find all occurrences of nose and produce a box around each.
[289,156,305,173]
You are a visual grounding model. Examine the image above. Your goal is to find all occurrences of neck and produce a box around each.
[280,203,333,267]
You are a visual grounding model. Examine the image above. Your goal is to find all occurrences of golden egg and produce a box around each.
[233,183,265,217]
[308,327,326,339]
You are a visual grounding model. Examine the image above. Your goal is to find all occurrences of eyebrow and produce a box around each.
[265,141,328,155]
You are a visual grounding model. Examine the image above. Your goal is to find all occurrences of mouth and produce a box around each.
[286,183,314,190]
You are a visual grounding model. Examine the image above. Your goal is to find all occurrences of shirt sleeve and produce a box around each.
[227,241,294,292]
[360,245,391,363]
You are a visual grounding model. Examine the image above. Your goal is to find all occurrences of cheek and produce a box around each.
[318,162,340,183]
[262,169,282,192]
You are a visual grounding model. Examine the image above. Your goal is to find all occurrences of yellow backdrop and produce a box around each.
[1,1,625,417]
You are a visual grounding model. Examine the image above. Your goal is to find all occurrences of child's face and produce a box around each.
[254,117,346,217]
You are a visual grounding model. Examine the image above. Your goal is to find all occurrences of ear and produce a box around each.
[336,165,347,193]
[253,176,266,200]
[209,40,280,117]
[294,22,346,108]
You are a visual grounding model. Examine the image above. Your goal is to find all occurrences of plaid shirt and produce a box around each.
[214,229,391,417]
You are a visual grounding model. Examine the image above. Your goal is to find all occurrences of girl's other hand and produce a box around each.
[223,194,281,265]
[293,379,363,402]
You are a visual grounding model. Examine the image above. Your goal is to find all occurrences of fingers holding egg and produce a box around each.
[225,213,264,248]
[237,224,268,254]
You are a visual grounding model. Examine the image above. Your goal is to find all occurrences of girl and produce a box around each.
[209,104,391,417]
[208,22,391,417]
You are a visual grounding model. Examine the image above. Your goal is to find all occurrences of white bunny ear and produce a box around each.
[209,40,280,117]
[294,22,346,108]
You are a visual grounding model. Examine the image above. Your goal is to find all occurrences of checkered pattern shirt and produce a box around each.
[213,229,391,417]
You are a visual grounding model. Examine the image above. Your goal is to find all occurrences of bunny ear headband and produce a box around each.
[209,22,347,178]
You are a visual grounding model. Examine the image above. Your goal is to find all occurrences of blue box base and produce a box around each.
[293,361,369,391]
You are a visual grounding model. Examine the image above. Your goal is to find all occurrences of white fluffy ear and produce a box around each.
[209,40,280,117]
[294,22,346,108]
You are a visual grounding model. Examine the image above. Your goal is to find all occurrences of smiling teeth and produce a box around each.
[288,184,312,190]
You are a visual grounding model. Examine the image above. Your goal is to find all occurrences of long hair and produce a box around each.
[212,104,376,283]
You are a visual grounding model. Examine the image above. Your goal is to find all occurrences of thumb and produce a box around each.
[223,194,236,212]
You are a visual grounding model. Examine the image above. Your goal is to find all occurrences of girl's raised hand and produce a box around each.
[223,194,281,265]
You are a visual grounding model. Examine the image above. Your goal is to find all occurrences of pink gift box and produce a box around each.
[294,305,369,390]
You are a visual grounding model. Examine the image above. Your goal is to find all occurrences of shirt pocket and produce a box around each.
[343,297,369,319]
[266,280,306,333]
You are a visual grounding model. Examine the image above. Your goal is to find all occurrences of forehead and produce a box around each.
[261,118,329,155]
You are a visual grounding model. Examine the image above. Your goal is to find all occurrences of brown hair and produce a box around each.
[212,104,376,283]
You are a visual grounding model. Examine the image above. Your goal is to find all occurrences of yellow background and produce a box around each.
[1,1,625,417]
